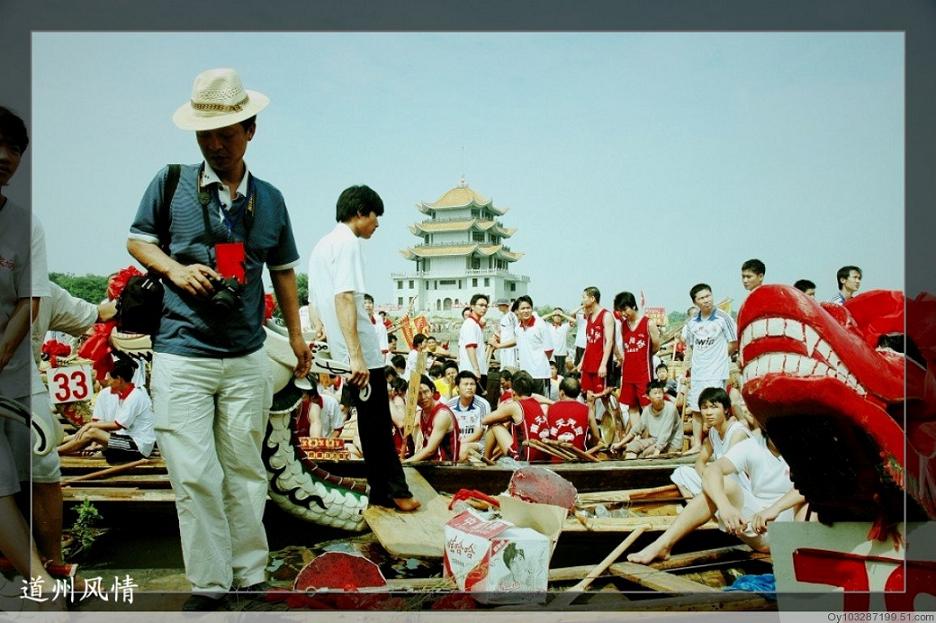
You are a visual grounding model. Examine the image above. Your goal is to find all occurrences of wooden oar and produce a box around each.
[567,525,648,592]
[62,458,150,485]
[399,351,427,459]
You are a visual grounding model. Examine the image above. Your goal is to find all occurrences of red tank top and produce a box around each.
[582,308,608,373]
[621,315,652,383]
[419,402,461,461]
[510,397,549,461]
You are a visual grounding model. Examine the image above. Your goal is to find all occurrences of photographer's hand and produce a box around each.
[167,263,221,297]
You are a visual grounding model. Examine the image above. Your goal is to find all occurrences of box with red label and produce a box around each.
[442,509,550,603]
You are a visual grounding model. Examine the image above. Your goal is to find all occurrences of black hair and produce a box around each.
[110,359,137,383]
[412,334,427,348]
[239,115,257,132]
[515,295,533,309]
[462,306,471,316]
[0,106,29,153]
[689,283,711,303]
[583,286,601,303]
[427,335,437,342]
[418,374,435,393]
[391,354,406,369]
[384,365,398,381]
[836,265,862,289]
[647,379,667,393]
[559,376,581,399]
[698,386,731,412]
[510,299,520,313]
[388,332,397,342]
[512,370,534,397]
[794,279,816,293]
[655,363,669,372]
[469,293,488,306]
[443,360,459,372]
[456,370,478,385]
[390,377,408,395]
[613,291,637,311]
[499,368,514,382]
[428,363,444,378]
[363,293,374,303]
[336,185,384,223]
[741,259,766,276]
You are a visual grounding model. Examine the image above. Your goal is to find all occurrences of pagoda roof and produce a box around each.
[417,183,508,216]
[401,244,523,262]
[409,219,516,237]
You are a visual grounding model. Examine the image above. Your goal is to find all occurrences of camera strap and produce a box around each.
[197,164,255,262]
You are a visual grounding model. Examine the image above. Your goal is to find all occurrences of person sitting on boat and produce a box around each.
[434,360,458,401]
[388,377,415,458]
[405,375,462,463]
[727,364,759,434]
[425,335,451,359]
[445,370,490,452]
[545,376,600,460]
[481,370,549,462]
[497,368,515,405]
[669,387,751,499]
[629,431,807,563]
[57,358,156,464]
[611,380,683,459]
[293,381,343,439]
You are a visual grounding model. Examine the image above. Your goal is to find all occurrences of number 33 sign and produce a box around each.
[48,365,94,404]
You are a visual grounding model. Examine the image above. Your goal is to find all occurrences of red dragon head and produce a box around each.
[737,285,935,526]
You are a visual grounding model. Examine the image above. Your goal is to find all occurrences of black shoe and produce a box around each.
[235,581,271,593]
[182,594,227,611]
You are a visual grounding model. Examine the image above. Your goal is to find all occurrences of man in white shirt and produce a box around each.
[495,295,553,396]
[628,432,806,563]
[545,307,572,375]
[682,283,738,455]
[308,185,418,513]
[364,293,389,361]
[492,298,518,370]
[58,359,156,462]
[458,294,490,388]
[445,370,491,449]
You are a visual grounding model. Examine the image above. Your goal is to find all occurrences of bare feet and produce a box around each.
[682,445,702,456]
[626,539,671,564]
[392,497,421,512]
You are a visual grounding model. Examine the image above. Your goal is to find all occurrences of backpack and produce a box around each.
[116,164,180,335]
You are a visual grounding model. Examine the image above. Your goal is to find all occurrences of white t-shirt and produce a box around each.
[574,310,587,349]
[724,437,793,503]
[517,315,554,380]
[113,386,156,457]
[92,389,119,423]
[319,393,344,436]
[548,322,570,357]
[373,317,389,354]
[458,316,488,376]
[498,311,519,368]
[308,223,383,370]
[685,309,737,381]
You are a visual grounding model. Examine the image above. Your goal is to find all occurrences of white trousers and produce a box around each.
[152,349,272,594]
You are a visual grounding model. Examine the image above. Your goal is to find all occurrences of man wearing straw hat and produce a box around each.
[128,68,310,610]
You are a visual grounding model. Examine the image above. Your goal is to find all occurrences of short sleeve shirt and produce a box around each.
[517,315,553,379]
[445,394,491,442]
[685,308,737,380]
[128,164,299,357]
[114,387,156,457]
[0,203,50,397]
[458,316,488,376]
[308,222,383,370]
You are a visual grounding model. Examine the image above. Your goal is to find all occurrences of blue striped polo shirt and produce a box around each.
[129,163,299,357]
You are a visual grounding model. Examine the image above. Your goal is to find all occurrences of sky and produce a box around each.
[31,32,903,315]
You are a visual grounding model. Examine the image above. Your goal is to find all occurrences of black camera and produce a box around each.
[206,276,243,316]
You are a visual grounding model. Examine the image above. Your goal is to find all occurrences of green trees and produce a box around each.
[49,272,109,304]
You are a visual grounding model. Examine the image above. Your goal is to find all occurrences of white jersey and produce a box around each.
[685,308,737,381]
[458,316,488,376]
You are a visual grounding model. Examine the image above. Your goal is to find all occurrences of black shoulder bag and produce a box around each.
[116,164,181,335]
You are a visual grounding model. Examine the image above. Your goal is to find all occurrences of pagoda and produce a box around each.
[392,179,530,313]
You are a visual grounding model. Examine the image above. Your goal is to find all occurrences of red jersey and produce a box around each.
[419,401,461,461]
[509,397,549,462]
[547,400,590,454]
[498,389,514,405]
[621,315,653,384]
[582,308,609,374]
[294,395,324,438]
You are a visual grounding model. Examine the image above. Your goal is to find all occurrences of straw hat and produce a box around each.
[172,68,269,131]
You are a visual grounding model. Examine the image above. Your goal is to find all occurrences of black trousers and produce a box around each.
[354,367,413,502]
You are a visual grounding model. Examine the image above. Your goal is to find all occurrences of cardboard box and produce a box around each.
[443,509,550,601]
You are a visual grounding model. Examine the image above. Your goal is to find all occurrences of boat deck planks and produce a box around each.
[362,466,455,559]
[563,515,718,533]
[609,561,720,593]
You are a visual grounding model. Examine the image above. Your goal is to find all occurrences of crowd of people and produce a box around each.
[0,66,870,608]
